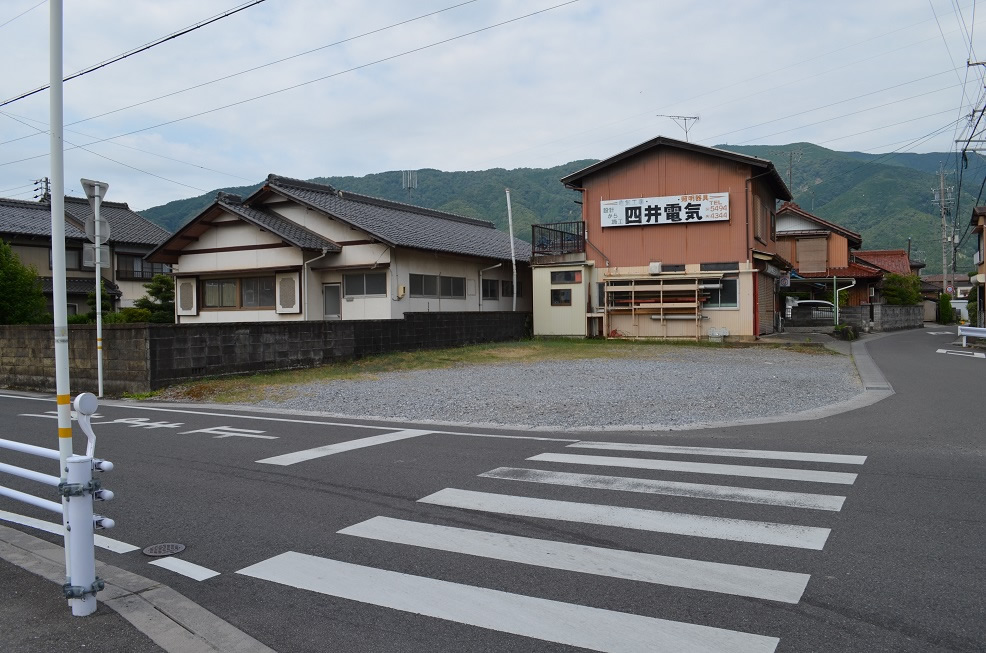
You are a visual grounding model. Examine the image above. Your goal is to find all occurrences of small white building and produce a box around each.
[147,175,531,322]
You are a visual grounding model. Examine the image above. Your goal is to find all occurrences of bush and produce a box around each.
[969,299,979,327]
[882,273,922,305]
[939,293,954,324]
[0,240,48,324]
[67,313,91,325]
[833,323,858,341]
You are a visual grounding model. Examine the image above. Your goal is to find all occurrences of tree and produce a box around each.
[0,240,48,324]
[881,273,922,305]
[134,274,175,323]
[85,279,114,322]
[939,293,954,324]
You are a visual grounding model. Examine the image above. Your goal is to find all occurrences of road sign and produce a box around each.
[82,243,110,268]
[84,217,110,244]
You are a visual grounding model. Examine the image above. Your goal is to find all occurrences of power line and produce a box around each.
[0,0,267,109]
[1,109,255,182]
[0,0,45,32]
[0,181,36,194]
[0,0,581,170]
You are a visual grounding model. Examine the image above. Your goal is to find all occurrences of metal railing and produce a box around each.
[532,221,586,256]
[0,393,114,616]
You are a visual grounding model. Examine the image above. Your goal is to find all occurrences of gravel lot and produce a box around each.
[255,346,863,430]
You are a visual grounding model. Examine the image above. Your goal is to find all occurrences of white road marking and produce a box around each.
[418,488,830,549]
[480,467,846,511]
[568,442,866,465]
[180,425,277,439]
[148,556,220,581]
[339,516,810,603]
[255,429,433,465]
[0,509,139,553]
[927,331,955,335]
[237,552,779,653]
[529,453,858,485]
[936,348,985,358]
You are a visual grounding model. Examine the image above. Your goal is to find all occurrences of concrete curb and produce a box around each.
[0,524,275,653]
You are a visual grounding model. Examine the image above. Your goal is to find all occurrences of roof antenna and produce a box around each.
[401,170,417,202]
[656,115,699,142]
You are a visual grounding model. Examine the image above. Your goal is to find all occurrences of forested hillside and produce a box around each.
[138,144,985,275]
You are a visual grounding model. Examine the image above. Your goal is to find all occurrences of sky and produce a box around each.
[0,0,983,212]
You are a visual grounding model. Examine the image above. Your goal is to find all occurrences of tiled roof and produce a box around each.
[63,196,169,246]
[0,197,86,239]
[37,276,122,297]
[797,261,883,279]
[216,193,339,252]
[263,175,531,262]
[922,274,970,284]
[854,250,914,276]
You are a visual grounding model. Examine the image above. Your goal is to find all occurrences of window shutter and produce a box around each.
[176,278,198,316]
[276,272,301,314]
[797,238,827,273]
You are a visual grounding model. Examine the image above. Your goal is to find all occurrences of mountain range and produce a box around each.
[137,143,984,275]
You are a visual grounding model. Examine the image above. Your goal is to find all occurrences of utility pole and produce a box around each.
[932,166,954,294]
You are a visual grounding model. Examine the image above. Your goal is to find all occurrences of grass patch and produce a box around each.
[151,337,832,404]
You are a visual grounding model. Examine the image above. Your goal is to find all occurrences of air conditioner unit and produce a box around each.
[648,262,662,275]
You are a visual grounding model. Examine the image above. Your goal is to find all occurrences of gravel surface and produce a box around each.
[255,346,863,430]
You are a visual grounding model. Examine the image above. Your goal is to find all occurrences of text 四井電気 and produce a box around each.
[601,192,729,228]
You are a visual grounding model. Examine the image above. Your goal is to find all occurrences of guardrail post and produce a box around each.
[61,455,104,616]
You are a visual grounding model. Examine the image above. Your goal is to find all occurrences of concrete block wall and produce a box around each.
[834,305,923,332]
[0,312,531,395]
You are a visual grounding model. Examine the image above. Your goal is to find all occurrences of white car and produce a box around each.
[785,299,835,318]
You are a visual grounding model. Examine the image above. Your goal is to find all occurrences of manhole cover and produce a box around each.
[142,543,186,557]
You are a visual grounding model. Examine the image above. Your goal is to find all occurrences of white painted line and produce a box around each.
[340,516,810,603]
[237,552,779,653]
[419,489,830,549]
[529,453,858,485]
[447,432,580,442]
[936,348,985,358]
[927,331,955,335]
[568,442,867,465]
[255,429,433,465]
[480,467,846,511]
[148,556,220,581]
[0,509,139,553]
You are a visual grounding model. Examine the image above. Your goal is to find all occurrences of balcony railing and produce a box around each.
[532,221,585,257]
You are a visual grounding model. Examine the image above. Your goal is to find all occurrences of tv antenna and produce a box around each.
[401,170,417,201]
[657,115,699,142]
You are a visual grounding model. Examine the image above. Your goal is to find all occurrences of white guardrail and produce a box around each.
[958,325,986,347]
[0,393,114,616]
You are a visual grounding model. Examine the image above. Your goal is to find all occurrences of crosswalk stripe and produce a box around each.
[480,467,846,511]
[339,516,810,603]
[529,453,858,485]
[419,488,830,549]
[236,552,780,653]
[569,442,867,465]
[148,557,220,581]
[255,429,432,466]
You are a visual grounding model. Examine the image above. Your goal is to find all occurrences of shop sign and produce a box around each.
[601,192,729,228]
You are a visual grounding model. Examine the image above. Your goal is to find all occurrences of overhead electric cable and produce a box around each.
[0,0,45,31]
[0,0,581,169]
[0,181,36,194]
[0,0,267,108]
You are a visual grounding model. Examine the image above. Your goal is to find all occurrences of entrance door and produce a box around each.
[322,283,341,320]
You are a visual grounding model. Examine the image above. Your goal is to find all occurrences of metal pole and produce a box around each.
[833,276,839,325]
[94,188,103,397]
[49,0,74,581]
[65,456,97,616]
[505,189,517,311]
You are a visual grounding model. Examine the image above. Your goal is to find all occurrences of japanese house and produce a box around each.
[146,175,531,323]
[0,195,171,315]
[531,136,792,340]
[969,206,985,327]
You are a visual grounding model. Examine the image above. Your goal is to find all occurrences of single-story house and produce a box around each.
[146,175,532,322]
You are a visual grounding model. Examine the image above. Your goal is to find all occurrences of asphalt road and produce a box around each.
[1,327,983,652]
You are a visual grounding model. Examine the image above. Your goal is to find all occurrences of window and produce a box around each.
[344,272,387,297]
[241,277,276,308]
[550,270,581,284]
[551,288,572,306]
[482,278,499,300]
[705,277,739,309]
[117,254,170,280]
[51,249,82,270]
[202,279,238,308]
[440,276,465,299]
[501,279,522,298]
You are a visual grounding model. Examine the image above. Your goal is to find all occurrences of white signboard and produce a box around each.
[601,192,729,228]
